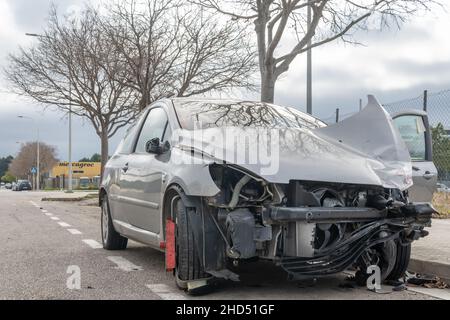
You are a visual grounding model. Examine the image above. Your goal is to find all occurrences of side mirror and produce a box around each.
[146,138,171,155]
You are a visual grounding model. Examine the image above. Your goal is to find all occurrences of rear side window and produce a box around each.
[134,108,169,154]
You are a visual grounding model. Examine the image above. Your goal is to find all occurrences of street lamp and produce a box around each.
[25,32,73,193]
[306,1,313,115]
[25,33,42,38]
[18,116,40,191]
[67,95,73,193]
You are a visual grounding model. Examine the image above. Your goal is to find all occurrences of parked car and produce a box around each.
[437,183,450,193]
[0,182,4,189]
[100,96,436,294]
[13,180,32,191]
[79,177,91,189]
[5,183,12,190]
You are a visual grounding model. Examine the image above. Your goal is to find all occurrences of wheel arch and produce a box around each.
[99,187,107,207]
[161,183,227,275]
[161,183,199,239]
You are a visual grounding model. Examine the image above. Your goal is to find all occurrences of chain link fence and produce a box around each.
[384,90,450,185]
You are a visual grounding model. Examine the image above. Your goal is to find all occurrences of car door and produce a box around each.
[107,117,143,225]
[120,106,170,234]
[392,111,437,202]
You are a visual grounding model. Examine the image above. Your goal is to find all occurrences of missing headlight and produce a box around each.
[208,164,272,209]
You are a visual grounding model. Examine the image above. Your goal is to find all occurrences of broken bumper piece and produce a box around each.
[265,206,386,223]
[263,203,435,279]
[264,202,436,224]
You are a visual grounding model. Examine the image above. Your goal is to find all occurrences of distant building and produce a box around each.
[47,162,101,189]
[50,162,101,179]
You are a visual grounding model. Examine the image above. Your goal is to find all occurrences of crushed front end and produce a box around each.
[202,164,435,281]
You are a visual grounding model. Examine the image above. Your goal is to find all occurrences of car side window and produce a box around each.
[394,115,427,161]
[135,107,168,153]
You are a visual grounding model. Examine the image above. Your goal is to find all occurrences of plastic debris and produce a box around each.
[406,272,449,289]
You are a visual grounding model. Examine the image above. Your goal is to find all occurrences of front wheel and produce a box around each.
[355,240,397,286]
[101,195,128,250]
[387,242,411,281]
[171,195,210,294]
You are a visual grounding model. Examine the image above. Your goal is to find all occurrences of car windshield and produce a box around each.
[173,100,325,130]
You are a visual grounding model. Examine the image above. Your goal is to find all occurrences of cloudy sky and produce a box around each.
[0,0,449,161]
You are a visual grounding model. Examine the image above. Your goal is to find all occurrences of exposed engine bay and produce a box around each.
[199,164,435,280]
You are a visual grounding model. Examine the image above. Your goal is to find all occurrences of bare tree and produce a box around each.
[5,7,139,174]
[5,1,257,175]
[194,0,439,103]
[103,0,257,111]
[9,142,58,186]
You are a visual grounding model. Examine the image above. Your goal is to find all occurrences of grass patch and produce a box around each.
[433,192,450,219]
[42,188,99,192]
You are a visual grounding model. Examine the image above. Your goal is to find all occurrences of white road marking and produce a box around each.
[82,239,103,249]
[146,284,186,300]
[58,222,71,228]
[41,210,48,213]
[67,229,82,235]
[50,217,60,221]
[107,256,143,272]
[44,212,53,216]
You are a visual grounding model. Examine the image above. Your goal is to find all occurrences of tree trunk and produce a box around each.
[260,72,276,103]
[100,131,109,180]
[139,95,147,112]
[139,91,150,111]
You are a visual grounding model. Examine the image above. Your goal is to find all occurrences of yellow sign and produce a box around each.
[51,162,101,179]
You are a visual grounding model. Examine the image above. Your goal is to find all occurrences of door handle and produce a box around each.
[122,163,129,173]
[423,172,435,180]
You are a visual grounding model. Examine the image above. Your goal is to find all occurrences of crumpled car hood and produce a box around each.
[173,95,413,191]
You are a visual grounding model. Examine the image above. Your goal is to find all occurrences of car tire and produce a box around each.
[355,240,397,286]
[386,242,411,281]
[101,195,128,250]
[172,196,209,293]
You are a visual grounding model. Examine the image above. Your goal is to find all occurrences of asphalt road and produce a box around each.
[0,189,439,300]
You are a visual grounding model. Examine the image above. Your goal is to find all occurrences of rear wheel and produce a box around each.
[101,194,128,250]
[171,195,210,294]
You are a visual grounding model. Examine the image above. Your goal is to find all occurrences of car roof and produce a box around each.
[170,97,255,104]
[167,98,326,126]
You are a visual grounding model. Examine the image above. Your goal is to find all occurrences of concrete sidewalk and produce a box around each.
[410,219,450,283]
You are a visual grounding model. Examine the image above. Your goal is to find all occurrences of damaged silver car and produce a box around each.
[100,96,437,293]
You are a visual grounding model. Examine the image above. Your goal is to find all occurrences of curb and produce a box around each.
[42,193,98,202]
[42,197,88,202]
[409,258,450,284]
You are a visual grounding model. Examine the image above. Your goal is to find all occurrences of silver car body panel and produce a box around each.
[173,95,413,191]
